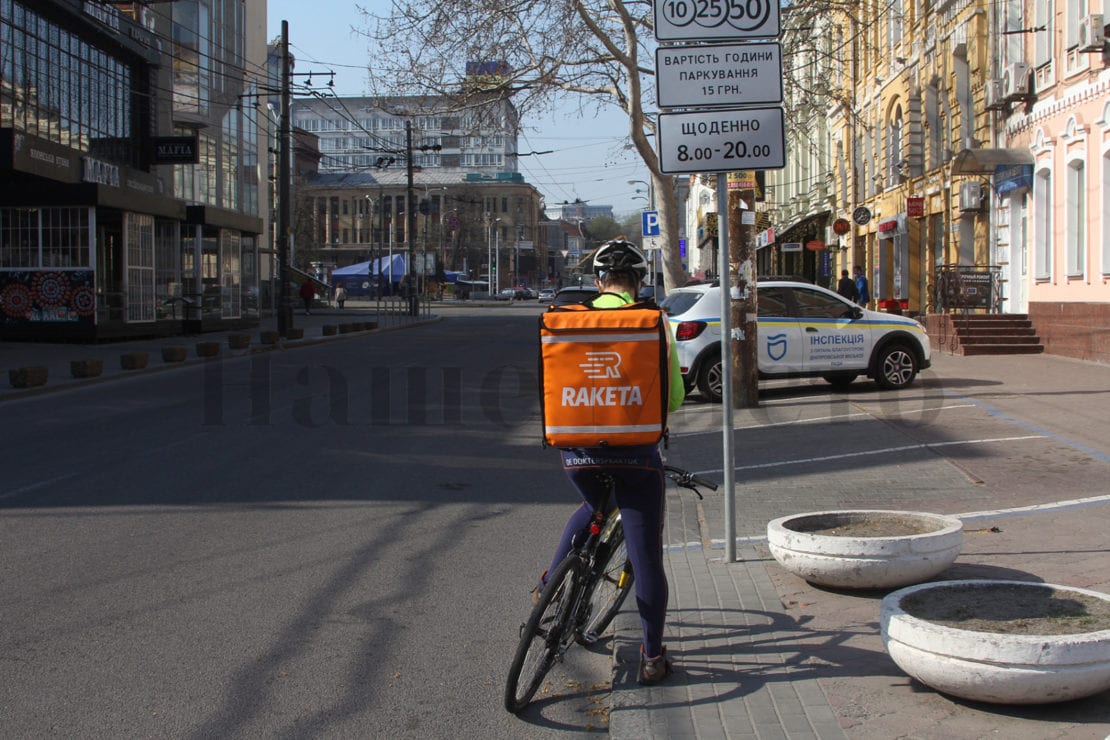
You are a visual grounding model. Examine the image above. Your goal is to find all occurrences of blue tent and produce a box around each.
[331,254,407,296]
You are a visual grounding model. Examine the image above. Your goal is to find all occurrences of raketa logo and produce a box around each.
[579,351,622,378]
[562,351,643,407]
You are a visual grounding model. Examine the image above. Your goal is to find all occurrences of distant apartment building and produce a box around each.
[287,94,548,287]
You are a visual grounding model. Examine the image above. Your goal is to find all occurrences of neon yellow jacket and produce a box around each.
[592,290,686,412]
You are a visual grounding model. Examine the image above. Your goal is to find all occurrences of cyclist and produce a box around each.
[536,238,686,685]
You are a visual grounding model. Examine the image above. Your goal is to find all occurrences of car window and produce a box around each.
[758,287,790,318]
[553,288,597,306]
[792,287,855,319]
[659,291,705,316]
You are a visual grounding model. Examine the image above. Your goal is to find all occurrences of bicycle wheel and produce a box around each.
[577,526,634,645]
[504,555,582,713]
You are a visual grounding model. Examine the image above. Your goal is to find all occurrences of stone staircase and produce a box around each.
[926,313,1045,355]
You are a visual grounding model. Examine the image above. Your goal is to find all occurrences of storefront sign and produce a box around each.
[781,242,802,252]
[82,157,120,187]
[994,164,1034,195]
[852,206,871,225]
[907,196,924,218]
[832,218,851,235]
[152,135,199,165]
[805,240,826,251]
[878,218,899,234]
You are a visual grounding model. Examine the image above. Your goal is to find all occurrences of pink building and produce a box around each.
[996,4,1110,363]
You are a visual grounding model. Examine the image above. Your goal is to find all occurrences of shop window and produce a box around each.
[125,213,155,322]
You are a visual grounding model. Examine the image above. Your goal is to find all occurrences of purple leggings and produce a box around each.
[546,447,668,657]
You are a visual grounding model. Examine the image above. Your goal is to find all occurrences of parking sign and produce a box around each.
[642,210,661,237]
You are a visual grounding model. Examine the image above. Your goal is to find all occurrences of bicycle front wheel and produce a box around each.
[504,555,583,714]
[577,527,633,645]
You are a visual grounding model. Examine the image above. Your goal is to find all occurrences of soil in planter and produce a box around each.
[902,583,1110,635]
[793,513,940,537]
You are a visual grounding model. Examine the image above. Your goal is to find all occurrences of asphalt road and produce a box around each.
[0,308,612,738]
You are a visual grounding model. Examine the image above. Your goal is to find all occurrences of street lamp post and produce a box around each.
[487,215,501,297]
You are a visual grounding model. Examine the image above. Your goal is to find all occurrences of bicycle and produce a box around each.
[503,465,718,714]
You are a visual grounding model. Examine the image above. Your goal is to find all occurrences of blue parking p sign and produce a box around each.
[642,211,660,237]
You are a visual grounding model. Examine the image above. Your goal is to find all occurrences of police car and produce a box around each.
[662,280,931,401]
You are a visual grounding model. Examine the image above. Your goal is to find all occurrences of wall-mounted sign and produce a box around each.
[852,206,872,225]
[907,196,925,218]
[832,218,851,235]
[805,240,826,251]
[152,135,199,165]
[782,242,802,252]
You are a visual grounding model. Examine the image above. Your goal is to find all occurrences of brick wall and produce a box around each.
[1028,302,1110,365]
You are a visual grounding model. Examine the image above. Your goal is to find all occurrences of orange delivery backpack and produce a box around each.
[538,294,670,448]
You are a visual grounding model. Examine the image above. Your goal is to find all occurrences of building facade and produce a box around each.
[0,0,267,340]
[994,0,1110,362]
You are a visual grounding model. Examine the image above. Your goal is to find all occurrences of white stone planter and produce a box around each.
[882,580,1110,704]
[766,510,964,589]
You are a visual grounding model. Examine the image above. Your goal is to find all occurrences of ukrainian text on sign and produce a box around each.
[656,108,785,174]
[655,42,782,108]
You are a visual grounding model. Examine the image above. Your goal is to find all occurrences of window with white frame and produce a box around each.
[1065,158,1086,277]
[1033,167,1053,279]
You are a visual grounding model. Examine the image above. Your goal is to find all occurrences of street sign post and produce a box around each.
[655,42,783,109]
[654,0,780,41]
[641,210,661,237]
[657,107,786,174]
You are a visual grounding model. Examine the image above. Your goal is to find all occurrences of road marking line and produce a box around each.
[690,434,1044,475]
[0,473,77,501]
[671,403,977,436]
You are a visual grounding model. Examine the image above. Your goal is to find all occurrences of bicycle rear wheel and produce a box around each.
[577,527,633,645]
[504,555,582,713]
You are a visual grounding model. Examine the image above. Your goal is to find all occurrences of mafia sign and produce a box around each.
[152,135,199,165]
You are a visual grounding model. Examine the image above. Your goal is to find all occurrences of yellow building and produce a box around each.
[828,0,995,314]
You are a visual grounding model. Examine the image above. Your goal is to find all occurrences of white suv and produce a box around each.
[662,280,931,401]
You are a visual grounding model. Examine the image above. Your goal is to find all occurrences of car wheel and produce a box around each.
[874,344,917,389]
[823,373,858,389]
[696,354,723,403]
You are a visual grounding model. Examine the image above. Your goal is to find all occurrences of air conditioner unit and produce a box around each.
[1078,14,1105,52]
[985,79,1007,110]
[1002,62,1031,100]
[959,182,982,212]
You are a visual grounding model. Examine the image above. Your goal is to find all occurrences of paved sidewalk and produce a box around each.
[612,351,1110,739]
[0,301,440,402]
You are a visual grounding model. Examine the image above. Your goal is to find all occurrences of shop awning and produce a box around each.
[950,148,1033,175]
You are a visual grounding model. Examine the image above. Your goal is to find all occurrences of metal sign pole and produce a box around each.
[717,173,736,562]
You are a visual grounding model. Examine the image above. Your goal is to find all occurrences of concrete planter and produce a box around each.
[161,346,187,363]
[323,324,338,336]
[881,580,1110,704]
[120,351,149,370]
[284,327,304,339]
[228,333,251,349]
[70,359,103,378]
[196,341,221,358]
[338,323,353,334]
[767,510,964,589]
[260,330,280,345]
[9,366,48,388]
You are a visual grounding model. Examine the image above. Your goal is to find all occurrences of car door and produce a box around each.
[790,286,873,372]
[757,287,803,374]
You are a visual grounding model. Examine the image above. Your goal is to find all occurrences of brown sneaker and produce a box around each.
[638,647,673,685]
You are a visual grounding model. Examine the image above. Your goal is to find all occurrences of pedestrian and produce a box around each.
[837,269,859,302]
[854,265,870,306]
[299,279,315,315]
[535,239,686,686]
[334,284,347,309]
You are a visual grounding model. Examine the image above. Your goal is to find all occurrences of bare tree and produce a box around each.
[355,0,690,291]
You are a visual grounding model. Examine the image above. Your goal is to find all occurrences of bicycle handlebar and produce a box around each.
[663,465,718,499]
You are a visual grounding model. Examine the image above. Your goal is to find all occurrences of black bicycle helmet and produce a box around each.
[592,239,648,280]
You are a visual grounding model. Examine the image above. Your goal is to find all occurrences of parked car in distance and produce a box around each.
[662,280,931,401]
[537,288,555,302]
[551,286,598,306]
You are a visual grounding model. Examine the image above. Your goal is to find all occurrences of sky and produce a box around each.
[266,0,653,220]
